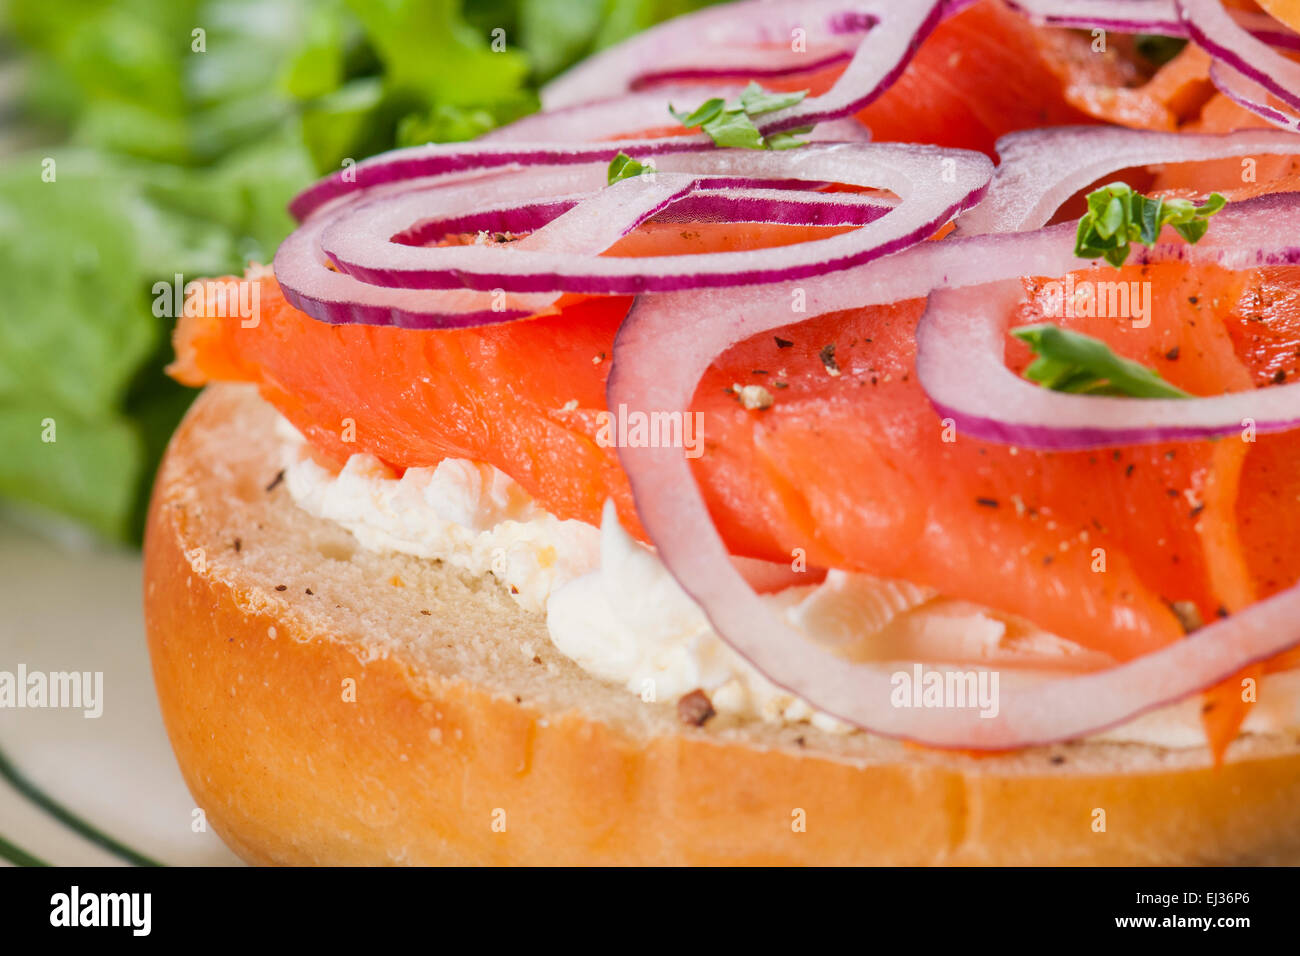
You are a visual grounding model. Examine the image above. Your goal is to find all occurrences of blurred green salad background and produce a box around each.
[0,0,717,544]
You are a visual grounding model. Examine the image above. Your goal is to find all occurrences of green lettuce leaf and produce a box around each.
[0,0,726,543]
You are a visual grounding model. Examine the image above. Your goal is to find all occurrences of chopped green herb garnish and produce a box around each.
[672,97,726,128]
[736,84,809,116]
[1012,323,1192,398]
[670,82,812,150]
[607,151,655,184]
[1075,182,1226,268]
[690,106,766,149]
[765,126,816,151]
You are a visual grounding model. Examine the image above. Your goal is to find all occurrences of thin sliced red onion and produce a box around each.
[273,210,548,329]
[608,194,1300,747]
[1181,0,1300,125]
[634,44,859,90]
[276,157,907,324]
[1210,58,1300,132]
[294,95,873,222]
[291,122,867,224]
[919,276,1300,452]
[655,186,895,226]
[1235,9,1300,52]
[481,88,872,145]
[544,1,883,107]
[392,183,891,247]
[274,166,601,328]
[543,1,946,137]
[317,144,991,294]
[483,88,742,143]
[1007,0,1300,48]
[957,126,1300,236]
[392,186,892,247]
[1006,0,1184,34]
[920,192,1300,450]
[393,199,580,247]
[289,138,717,222]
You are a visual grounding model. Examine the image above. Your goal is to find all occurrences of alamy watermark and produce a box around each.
[1036,274,1152,328]
[50,886,150,936]
[0,665,103,718]
[152,273,260,328]
[890,663,999,718]
[595,403,705,459]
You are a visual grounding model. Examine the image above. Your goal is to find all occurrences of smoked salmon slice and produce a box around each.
[170,248,1299,674]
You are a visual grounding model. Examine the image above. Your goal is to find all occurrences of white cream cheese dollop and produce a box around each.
[278,421,1299,747]
[278,418,598,615]
[546,502,849,730]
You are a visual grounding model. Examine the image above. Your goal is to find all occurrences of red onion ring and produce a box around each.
[291,110,882,221]
[1209,58,1300,133]
[275,158,904,325]
[275,210,546,329]
[274,167,596,328]
[957,126,1300,236]
[651,185,895,225]
[480,88,873,145]
[1007,0,1300,49]
[1235,9,1300,52]
[393,186,892,248]
[920,192,1300,449]
[315,144,990,295]
[540,1,867,108]
[1006,0,1184,34]
[289,138,716,222]
[542,1,946,137]
[607,195,1300,748]
[1180,0,1300,130]
[483,88,742,143]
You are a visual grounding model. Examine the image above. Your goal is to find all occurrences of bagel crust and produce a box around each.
[144,385,1300,865]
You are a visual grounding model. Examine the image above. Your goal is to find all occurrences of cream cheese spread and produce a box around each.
[278,420,1299,747]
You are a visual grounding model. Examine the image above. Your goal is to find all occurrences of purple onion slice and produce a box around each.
[957,125,1300,236]
[316,144,991,295]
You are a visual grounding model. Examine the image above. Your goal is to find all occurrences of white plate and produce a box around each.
[0,517,242,866]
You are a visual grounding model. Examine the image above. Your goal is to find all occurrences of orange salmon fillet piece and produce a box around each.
[171,256,1294,672]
